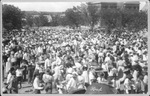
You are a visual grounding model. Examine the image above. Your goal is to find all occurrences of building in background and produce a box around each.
[93,1,140,27]
[94,1,140,11]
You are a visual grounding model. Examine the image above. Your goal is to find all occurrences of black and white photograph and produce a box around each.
[1,0,149,94]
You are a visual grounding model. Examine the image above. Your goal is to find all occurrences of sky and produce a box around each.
[2,2,146,12]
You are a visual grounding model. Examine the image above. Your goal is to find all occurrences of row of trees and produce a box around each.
[2,3,148,33]
[49,3,147,32]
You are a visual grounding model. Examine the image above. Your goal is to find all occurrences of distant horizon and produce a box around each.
[3,1,147,12]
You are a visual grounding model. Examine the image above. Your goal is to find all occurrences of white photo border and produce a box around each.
[0,0,149,96]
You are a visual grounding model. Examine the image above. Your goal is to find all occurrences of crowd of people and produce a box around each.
[2,27,148,94]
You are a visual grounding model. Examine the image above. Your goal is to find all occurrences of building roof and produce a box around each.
[124,1,140,4]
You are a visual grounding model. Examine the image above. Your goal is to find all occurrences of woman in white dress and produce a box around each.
[6,58,12,75]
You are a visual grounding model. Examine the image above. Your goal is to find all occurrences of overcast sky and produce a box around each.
[3,2,146,12]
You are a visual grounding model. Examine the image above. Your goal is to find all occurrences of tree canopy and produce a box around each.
[2,4,23,31]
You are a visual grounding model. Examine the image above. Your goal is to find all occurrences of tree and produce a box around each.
[25,13,34,27]
[100,9,121,34]
[86,2,100,30]
[65,7,83,28]
[33,16,41,27]
[2,4,23,31]
[122,10,147,32]
[39,13,49,26]
[50,15,59,26]
[76,3,100,31]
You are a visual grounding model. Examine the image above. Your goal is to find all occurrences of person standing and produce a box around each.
[27,60,34,84]
[15,66,24,89]
[5,58,12,75]
[8,73,18,94]
[20,60,28,81]
[81,66,89,88]
[44,54,51,70]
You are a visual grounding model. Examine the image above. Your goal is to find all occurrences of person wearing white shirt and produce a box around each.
[42,69,53,94]
[66,73,73,82]
[53,65,61,90]
[66,72,78,93]
[124,74,134,94]
[23,52,30,63]
[77,71,85,89]
[44,55,51,70]
[89,68,95,85]
[33,74,44,94]
[37,46,43,55]
[6,58,12,75]
[7,72,13,84]
[75,62,82,70]
[132,69,138,82]
[6,68,15,84]
[82,67,89,87]
[16,67,24,88]
[55,55,62,66]
[105,53,111,63]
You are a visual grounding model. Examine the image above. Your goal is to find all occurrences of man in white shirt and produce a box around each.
[44,55,51,70]
[16,67,24,88]
[74,56,82,70]
[23,52,30,63]
[42,69,53,94]
[33,74,44,94]
[77,70,85,89]
[53,64,61,90]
